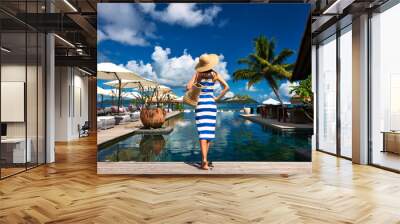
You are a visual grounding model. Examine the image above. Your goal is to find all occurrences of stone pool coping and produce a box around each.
[97,162,312,175]
[239,114,313,131]
[97,111,182,146]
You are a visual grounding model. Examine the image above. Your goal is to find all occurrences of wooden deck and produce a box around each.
[97,111,181,146]
[240,114,313,130]
[1,135,400,223]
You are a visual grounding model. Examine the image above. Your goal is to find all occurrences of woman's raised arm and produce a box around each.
[214,73,230,101]
[186,73,197,91]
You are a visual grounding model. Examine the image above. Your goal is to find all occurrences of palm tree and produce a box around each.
[233,35,294,104]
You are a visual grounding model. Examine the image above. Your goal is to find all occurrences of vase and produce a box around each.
[140,108,166,129]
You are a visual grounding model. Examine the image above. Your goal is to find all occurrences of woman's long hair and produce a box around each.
[195,69,216,83]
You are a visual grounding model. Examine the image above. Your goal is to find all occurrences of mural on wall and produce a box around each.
[96,3,312,169]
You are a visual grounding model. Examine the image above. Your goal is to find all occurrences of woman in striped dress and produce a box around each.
[186,54,230,170]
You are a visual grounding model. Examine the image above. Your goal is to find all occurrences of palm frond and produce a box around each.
[232,69,258,81]
[237,57,254,66]
[254,35,268,59]
[247,75,263,88]
[250,54,272,68]
[267,38,276,62]
[266,65,292,79]
[273,49,294,64]
[282,63,294,71]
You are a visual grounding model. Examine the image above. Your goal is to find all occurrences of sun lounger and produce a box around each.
[97,116,115,130]
[114,114,131,125]
[130,111,140,121]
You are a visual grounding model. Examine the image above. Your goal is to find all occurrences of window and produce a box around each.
[339,26,352,158]
[317,35,337,154]
[0,1,46,179]
[370,3,400,171]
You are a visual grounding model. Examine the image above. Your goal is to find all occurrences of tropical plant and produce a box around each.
[175,103,184,111]
[233,35,294,104]
[289,74,312,105]
[133,85,171,109]
[289,74,313,121]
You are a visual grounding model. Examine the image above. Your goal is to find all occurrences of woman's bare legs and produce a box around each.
[200,139,210,169]
[206,140,214,167]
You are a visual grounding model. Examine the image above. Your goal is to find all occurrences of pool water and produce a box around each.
[98,112,312,162]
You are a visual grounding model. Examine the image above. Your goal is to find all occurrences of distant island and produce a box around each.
[221,94,258,104]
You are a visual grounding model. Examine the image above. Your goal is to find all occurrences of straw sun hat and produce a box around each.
[195,53,219,72]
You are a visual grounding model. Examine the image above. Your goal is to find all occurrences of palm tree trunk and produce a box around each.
[265,76,283,104]
[270,85,283,104]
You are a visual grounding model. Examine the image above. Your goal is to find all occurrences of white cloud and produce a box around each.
[245,82,258,92]
[267,80,299,102]
[97,30,107,42]
[138,3,221,27]
[123,46,229,87]
[98,4,156,46]
[217,19,229,28]
[224,91,234,98]
[98,3,222,46]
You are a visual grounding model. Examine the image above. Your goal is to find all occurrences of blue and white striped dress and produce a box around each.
[195,78,217,140]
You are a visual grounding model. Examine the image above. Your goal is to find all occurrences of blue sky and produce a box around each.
[98,3,310,102]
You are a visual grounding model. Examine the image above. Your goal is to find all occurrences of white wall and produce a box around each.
[54,67,89,141]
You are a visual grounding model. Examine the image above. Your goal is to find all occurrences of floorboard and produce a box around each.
[1,135,400,223]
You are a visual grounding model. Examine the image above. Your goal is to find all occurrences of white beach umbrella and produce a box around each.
[98,63,156,112]
[104,79,158,89]
[97,63,143,81]
[158,85,172,93]
[123,91,141,99]
[97,86,114,96]
[174,96,183,102]
[262,98,281,105]
[166,93,178,99]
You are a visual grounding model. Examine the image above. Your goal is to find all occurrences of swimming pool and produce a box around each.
[98,112,312,162]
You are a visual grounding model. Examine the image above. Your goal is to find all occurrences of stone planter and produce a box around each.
[140,108,166,129]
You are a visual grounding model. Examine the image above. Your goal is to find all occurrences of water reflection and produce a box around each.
[102,135,166,162]
[98,112,312,162]
[137,135,166,161]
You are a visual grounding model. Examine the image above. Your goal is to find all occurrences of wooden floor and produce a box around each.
[1,135,400,223]
[372,151,400,171]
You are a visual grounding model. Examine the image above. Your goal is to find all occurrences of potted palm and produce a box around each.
[134,85,168,129]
